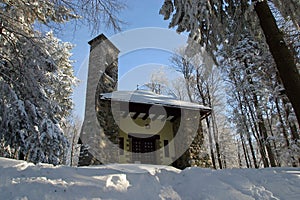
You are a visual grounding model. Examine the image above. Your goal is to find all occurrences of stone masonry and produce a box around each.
[78,34,119,166]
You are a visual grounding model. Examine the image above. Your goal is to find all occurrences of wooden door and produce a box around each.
[131,136,156,164]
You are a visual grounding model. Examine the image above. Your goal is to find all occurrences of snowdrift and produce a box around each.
[0,157,299,200]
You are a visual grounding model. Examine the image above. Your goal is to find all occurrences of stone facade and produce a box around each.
[177,127,212,168]
[78,34,119,166]
[171,110,211,169]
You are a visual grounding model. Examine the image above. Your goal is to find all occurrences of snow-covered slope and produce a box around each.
[0,157,299,200]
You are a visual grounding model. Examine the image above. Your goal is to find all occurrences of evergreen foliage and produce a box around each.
[0,2,76,163]
[0,0,125,164]
[160,0,300,167]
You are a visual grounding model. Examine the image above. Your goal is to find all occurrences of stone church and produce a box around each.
[78,34,212,169]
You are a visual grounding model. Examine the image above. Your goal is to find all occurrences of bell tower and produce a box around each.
[78,34,119,166]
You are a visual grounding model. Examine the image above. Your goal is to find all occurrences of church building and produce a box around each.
[78,34,212,169]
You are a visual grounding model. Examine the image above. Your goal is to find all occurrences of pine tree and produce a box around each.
[221,35,299,167]
[0,0,126,164]
[159,0,300,125]
[0,31,76,164]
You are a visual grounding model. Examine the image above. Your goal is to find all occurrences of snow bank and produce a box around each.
[0,157,299,200]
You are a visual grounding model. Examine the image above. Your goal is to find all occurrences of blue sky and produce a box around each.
[61,0,188,118]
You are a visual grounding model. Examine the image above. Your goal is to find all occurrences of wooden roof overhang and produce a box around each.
[105,98,212,122]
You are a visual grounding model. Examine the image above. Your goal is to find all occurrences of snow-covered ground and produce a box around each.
[0,157,299,200]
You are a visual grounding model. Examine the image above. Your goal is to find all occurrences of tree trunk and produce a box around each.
[234,82,259,168]
[254,1,300,125]
[231,66,265,167]
[211,111,223,169]
[240,132,252,168]
[275,97,290,147]
[207,84,223,169]
[282,97,300,141]
[195,69,217,169]
[240,132,250,168]
[206,117,217,169]
[243,59,277,167]
[237,141,243,168]
[243,90,269,167]
[253,92,277,167]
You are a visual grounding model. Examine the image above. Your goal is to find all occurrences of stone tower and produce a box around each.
[78,34,119,166]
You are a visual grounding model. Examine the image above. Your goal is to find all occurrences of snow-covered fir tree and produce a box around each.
[159,0,300,128]
[221,35,299,167]
[160,0,300,168]
[0,0,125,165]
[0,29,76,165]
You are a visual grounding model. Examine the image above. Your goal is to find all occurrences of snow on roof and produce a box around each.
[100,90,211,112]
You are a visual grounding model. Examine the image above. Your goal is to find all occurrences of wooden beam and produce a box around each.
[129,112,136,118]
[157,115,165,120]
[160,115,167,121]
[149,113,157,120]
[132,112,140,119]
[138,113,147,119]
[166,115,175,121]
[142,113,149,120]
[170,116,177,122]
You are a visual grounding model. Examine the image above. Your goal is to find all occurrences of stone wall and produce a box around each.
[78,34,119,166]
[172,110,212,169]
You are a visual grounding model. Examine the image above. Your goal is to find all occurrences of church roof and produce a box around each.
[100,90,211,113]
